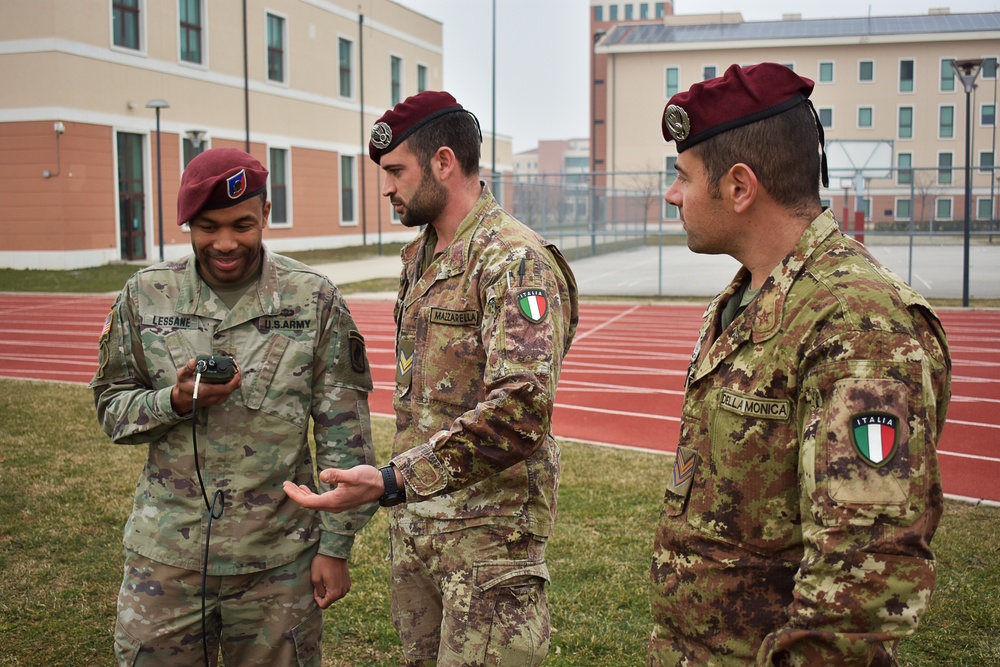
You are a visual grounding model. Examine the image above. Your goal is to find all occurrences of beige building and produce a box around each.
[590,3,1000,229]
[0,0,512,270]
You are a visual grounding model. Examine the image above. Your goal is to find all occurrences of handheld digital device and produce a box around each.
[194,355,236,383]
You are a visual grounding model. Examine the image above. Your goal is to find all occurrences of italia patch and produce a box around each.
[227,169,247,199]
[850,412,899,468]
[517,289,548,323]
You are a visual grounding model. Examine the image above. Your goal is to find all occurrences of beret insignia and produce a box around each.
[371,122,393,150]
[664,104,690,142]
[226,169,247,199]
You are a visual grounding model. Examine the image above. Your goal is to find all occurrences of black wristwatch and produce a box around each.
[378,465,406,507]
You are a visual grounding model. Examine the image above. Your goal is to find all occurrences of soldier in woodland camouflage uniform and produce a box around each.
[90,148,377,666]
[649,63,951,666]
[284,91,579,666]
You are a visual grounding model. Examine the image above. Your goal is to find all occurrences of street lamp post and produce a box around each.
[950,59,983,307]
[591,29,606,257]
[146,99,170,262]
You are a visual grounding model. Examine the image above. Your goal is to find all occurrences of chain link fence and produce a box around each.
[495,166,1000,302]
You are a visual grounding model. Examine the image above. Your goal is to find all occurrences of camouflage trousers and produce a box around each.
[114,545,322,667]
[389,524,551,667]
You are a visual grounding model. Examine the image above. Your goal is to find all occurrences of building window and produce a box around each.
[898,106,913,139]
[702,65,716,81]
[983,57,998,79]
[899,59,914,93]
[391,55,402,106]
[935,198,952,221]
[897,153,913,185]
[940,58,956,92]
[341,155,355,223]
[417,64,428,92]
[982,103,996,127]
[980,151,995,174]
[640,3,649,18]
[113,0,141,50]
[625,4,633,19]
[859,60,874,82]
[858,107,873,128]
[818,62,834,83]
[266,13,286,83]
[665,67,679,98]
[609,5,618,20]
[339,38,352,98]
[939,106,954,139]
[895,198,911,221]
[655,3,666,18]
[182,135,207,167]
[270,148,288,225]
[978,197,994,220]
[818,108,833,129]
[594,5,603,21]
[937,153,953,185]
[179,0,202,64]
[664,156,678,220]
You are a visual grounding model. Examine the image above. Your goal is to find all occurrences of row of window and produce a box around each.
[812,104,997,135]
[593,3,669,22]
[665,59,999,99]
[113,0,426,103]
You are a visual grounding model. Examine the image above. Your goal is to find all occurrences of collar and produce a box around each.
[175,246,283,325]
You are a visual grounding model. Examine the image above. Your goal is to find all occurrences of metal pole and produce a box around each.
[243,0,250,152]
[491,0,497,200]
[963,86,973,306]
[359,13,367,246]
[155,107,164,262]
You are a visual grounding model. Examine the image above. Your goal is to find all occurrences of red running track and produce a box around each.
[2,292,998,504]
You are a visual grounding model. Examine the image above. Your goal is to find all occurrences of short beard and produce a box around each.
[398,168,448,228]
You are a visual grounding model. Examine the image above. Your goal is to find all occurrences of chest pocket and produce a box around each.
[414,304,485,412]
[240,333,313,428]
[686,388,800,554]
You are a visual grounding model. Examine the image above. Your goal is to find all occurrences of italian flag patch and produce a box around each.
[517,289,548,323]
[850,412,899,467]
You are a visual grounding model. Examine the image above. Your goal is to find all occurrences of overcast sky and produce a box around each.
[391,0,1000,154]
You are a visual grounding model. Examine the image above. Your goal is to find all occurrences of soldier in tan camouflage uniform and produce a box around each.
[649,63,951,666]
[284,91,579,666]
[90,148,377,666]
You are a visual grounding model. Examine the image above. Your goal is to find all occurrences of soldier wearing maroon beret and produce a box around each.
[285,90,580,666]
[91,147,377,666]
[648,62,951,665]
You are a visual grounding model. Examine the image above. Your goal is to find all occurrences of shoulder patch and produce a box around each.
[517,288,548,323]
[348,330,367,374]
[850,412,899,467]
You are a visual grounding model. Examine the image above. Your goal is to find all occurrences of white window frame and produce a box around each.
[110,0,147,56]
[340,155,358,226]
[265,10,289,87]
[177,0,208,69]
[337,35,354,100]
[268,146,292,228]
[818,61,835,84]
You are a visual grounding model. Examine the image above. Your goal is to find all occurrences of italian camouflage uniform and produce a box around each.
[649,210,951,666]
[387,184,578,665]
[90,248,376,665]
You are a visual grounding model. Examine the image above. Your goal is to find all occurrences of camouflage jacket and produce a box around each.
[388,184,579,537]
[90,248,376,574]
[650,210,951,666]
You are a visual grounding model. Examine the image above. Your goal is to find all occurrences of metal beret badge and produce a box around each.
[664,104,690,142]
[371,121,393,149]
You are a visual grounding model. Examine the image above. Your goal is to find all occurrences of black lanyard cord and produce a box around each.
[190,373,225,667]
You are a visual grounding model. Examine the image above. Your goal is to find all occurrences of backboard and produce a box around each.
[825,139,894,180]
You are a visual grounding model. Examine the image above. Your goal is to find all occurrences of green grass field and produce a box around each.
[0,378,997,666]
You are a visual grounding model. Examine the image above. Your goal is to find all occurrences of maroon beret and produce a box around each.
[661,63,815,152]
[177,147,268,225]
[369,90,474,164]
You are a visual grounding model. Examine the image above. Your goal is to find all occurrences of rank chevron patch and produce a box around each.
[672,446,697,487]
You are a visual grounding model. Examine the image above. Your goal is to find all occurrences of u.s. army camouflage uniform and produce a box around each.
[649,209,951,666]
[90,248,376,665]
[387,184,578,665]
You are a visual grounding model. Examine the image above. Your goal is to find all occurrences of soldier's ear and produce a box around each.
[726,163,757,213]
